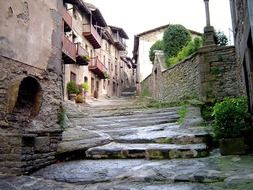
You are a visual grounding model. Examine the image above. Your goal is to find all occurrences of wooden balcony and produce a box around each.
[113,35,126,51]
[88,57,107,79]
[62,36,76,63]
[63,7,72,32]
[76,43,90,66]
[114,38,126,51]
[83,24,101,49]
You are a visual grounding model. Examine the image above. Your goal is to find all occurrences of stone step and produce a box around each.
[78,117,179,130]
[121,91,136,97]
[91,110,179,121]
[113,132,211,145]
[86,114,179,125]
[85,142,209,159]
[90,106,180,117]
[89,107,180,118]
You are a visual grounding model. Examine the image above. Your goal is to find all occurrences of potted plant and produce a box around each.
[83,56,90,63]
[67,81,79,101]
[75,94,84,103]
[81,82,89,93]
[212,97,249,155]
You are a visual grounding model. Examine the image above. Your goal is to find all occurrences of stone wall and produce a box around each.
[0,0,63,175]
[0,131,62,175]
[160,54,201,102]
[0,56,63,174]
[230,0,253,112]
[141,46,242,103]
[199,46,241,102]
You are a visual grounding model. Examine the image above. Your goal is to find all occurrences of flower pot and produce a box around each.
[75,94,84,103]
[219,137,246,155]
[68,93,76,101]
[242,128,253,151]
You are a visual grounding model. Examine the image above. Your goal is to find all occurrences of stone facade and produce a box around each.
[141,46,241,103]
[230,0,253,112]
[0,0,63,174]
[62,1,135,100]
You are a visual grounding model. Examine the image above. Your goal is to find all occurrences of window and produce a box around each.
[103,79,106,89]
[84,76,88,83]
[70,72,76,83]
[73,6,78,19]
[90,50,93,58]
[115,65,117,76]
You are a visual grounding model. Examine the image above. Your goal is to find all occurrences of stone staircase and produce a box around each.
[121,86,137,97]
[65,104,212,161]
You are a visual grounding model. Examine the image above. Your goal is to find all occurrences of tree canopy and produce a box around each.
[163,24,191,59]
[149,40,164,63]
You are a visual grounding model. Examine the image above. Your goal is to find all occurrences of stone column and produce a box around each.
[204,0,211,26]
[203,0,215,46]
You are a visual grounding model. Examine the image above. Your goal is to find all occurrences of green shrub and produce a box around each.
[177,105,187,124]
[141,87,151,97]
[149,40,164,63]
[212,97,248,139]
[214,30,228,46]
[81,82,89,92]
[67,80,79,94]
[201,103,214,121]
[57,104,66,129]
[166,37,203,67]
[163,24,191,59]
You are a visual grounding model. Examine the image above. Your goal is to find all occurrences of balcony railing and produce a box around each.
[63,7,72,32]
[83,24,102,49]
[88,57,107,79]
[76,43,90,66]
[62,35,76,63]
[113,34,127,51]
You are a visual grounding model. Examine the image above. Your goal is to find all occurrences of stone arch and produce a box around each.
[7,76,43,123]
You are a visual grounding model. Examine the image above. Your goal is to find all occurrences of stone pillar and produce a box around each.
[203,0,215,46]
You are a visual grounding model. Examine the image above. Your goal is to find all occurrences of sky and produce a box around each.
[85,0,233,54]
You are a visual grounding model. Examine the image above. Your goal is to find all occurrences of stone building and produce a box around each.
[230,0,253,113]
[0,0,63,174]
[132,24,202,84]
[63,1,135,99]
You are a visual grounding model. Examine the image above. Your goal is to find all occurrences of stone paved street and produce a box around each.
[1,98,253,189]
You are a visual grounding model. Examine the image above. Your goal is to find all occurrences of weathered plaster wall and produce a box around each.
[141,46,242,103]
[0,0,62,73]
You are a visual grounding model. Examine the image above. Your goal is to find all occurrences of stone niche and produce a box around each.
[0,56,63,175]
[6,76,43,126]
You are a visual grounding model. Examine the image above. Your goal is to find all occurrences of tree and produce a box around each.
[163,24,191,59]
[149,40,164,63]
[214,31,228,46]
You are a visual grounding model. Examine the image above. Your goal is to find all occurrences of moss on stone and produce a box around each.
[156,138,173,144]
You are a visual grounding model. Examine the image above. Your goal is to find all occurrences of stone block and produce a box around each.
[34,137,50,153]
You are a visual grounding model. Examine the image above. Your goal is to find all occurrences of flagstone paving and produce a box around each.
[1,98,253,189]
